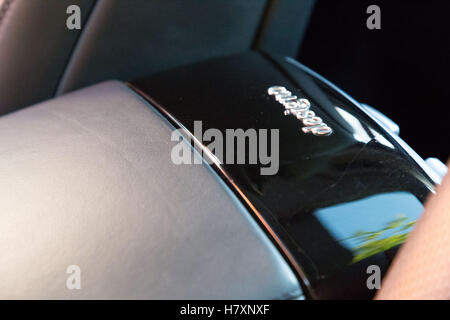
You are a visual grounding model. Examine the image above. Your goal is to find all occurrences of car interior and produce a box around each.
[0,0,448,301]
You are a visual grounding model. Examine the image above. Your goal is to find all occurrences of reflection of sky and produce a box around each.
[314,192,423,250]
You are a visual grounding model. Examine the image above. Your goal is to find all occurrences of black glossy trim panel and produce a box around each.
[129,52,435,299]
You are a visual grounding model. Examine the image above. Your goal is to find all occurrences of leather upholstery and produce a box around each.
[56,0,267,94]
[0,0,94,115]
[0,81,302,299]
[0,0,315,115]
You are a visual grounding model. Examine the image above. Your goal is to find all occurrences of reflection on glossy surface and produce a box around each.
[334,107,371,143]
[132,52,436,299]
[314,192,422,263]
[369,128,395,149]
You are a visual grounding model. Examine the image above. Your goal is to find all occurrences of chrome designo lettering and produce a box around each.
[267,86,333,136]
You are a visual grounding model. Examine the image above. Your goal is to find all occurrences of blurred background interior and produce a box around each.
[0,0,447,161]
[298,0,450,162]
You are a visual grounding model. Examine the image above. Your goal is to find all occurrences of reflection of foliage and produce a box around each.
[342,215,416,263]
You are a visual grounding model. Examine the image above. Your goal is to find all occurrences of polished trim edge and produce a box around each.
[126,82,314,299]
